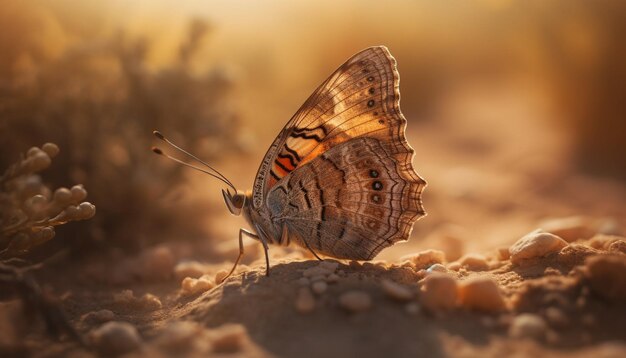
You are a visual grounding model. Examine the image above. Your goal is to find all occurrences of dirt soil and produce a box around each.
[2,118,626,358]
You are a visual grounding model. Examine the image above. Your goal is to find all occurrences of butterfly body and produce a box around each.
[223,46,427,269]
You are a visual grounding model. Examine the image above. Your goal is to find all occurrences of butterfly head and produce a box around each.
[222,188,247,216]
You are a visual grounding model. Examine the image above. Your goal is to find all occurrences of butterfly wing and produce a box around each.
[252,46,424,209]
[252,46,426,259]
[266,137,424,260]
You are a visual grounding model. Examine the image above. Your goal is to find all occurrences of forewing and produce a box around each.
[252,46,421,208]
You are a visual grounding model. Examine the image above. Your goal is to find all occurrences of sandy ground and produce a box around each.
[2,116,626,357]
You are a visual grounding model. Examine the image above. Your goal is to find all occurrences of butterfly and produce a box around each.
[153,46,426,281]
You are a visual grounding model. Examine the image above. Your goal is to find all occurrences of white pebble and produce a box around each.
[380,279,414,301]
[426,263,449,274]
[91,321,142,355]
[339,291,372,312]
[509,230,568,265]
[509,314,548,340]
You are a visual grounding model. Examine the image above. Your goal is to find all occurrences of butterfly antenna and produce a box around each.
[152,147,236,191]
[152,131,237,191]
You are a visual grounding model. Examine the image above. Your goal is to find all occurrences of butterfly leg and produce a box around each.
[220,228,258,284]
[259,236,271,277]
[303,238,323,261]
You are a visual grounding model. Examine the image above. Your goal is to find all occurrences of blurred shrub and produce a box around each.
[0,16,243,252]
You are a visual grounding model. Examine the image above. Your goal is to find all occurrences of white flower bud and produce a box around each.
[78,202,96,219]
[28,152,51,172]
[42,143,60,158]
[27,147,42,157]
[65,205,80,219]
[25,194,48,218]
[53,187,72,204]
[71,185,87,202]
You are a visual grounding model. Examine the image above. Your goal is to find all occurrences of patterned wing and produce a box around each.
[252,46,423,209]
[266,137,425,260]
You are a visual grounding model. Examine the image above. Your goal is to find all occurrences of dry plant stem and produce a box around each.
[0,262,86,347]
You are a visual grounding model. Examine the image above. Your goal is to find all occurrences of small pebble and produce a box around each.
[181,275,215,296]
[318,261,339,272]
[540,216,594,242]
[447,262,462,271]
[215,269,229,284]
[401,249,446,269]
[458,276,506,312]
[90,321,142,355]
[380,279,414,301]
[458,254,489,271]
[509,314,547,340]
[608,240,626,254]
[295,287,315,313]
[420,273,458,312]
[327,273,340,283]
[156,321,203,350]
[587,234,624,250]
[509,230,568,265]
[426,263,449,274]
[211,324,247,354]
[585,254,626,301]
[311,281,328,294]
[297,277,310,286]
[339,291,372,313]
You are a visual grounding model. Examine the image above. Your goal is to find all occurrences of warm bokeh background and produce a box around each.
[2,0,625,260]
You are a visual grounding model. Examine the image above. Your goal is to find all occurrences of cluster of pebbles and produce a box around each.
[79,216,624,355]
[291,217,626,343]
